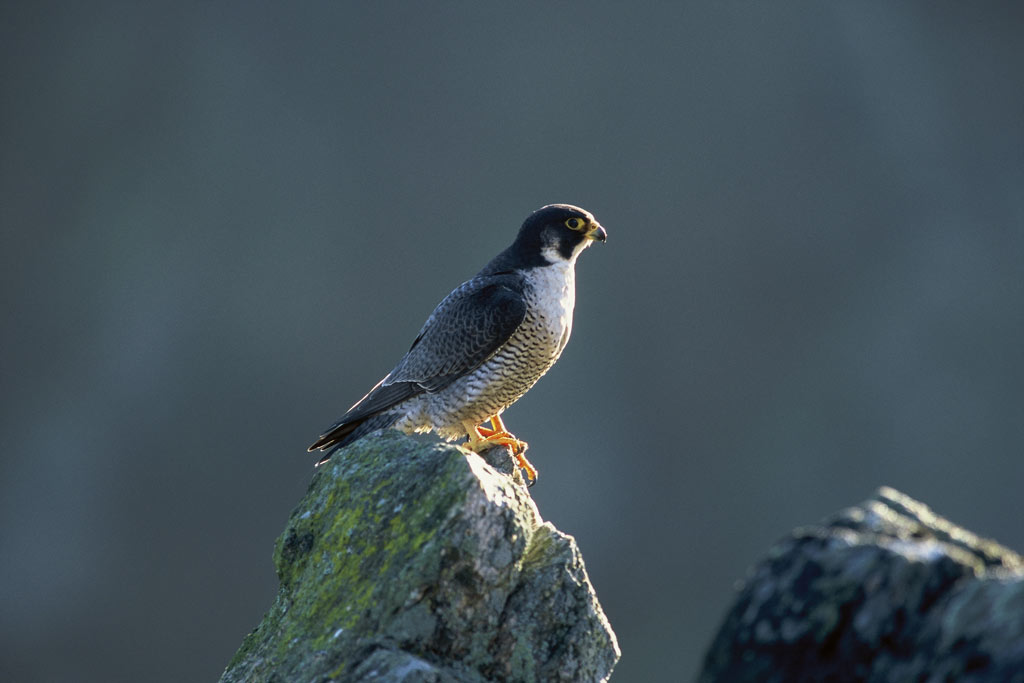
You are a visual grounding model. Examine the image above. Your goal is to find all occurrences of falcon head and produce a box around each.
[519,204,607,264]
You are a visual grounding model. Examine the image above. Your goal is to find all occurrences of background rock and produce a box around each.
[220,431,619,682]
[699,487,1024,683]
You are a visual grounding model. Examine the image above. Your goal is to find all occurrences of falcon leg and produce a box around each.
[474,415,527,453]
[463,417,538,486]
[477,415,514,440]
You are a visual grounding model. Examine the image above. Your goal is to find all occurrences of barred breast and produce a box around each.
[395,260,577,439]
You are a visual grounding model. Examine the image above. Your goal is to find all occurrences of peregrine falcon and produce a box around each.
[308,204,606,483]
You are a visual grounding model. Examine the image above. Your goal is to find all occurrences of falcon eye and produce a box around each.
[565,217,586,231]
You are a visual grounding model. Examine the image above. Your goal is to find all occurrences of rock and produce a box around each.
[698,487,1024,683]
[220,431,619,683]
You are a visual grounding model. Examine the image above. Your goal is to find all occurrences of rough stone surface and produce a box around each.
[699,487,1024,683]
[220,431,619,683]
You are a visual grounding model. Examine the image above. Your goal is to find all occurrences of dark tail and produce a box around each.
[308,412,399,466]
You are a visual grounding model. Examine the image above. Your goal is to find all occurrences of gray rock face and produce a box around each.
[699,487,1024,683]
[221,431,619,683]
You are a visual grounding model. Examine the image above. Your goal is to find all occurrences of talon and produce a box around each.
[514,450,538,486]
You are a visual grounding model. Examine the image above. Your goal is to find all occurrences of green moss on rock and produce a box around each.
[220,431,619,682]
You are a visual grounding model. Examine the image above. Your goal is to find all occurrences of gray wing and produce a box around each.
[330,272,527,424]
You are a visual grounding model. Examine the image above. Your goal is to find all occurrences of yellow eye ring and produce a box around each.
[565,217,586,231]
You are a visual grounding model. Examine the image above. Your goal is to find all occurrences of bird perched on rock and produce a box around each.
[309,204,607,484]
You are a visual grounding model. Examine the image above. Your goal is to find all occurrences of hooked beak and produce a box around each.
[585,221,607,243]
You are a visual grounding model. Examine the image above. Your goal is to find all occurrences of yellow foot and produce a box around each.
[472,416,527,454]
[463,416,538,486]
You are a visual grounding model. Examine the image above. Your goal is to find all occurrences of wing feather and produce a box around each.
[311,272,527,445]
[389,273,527,392]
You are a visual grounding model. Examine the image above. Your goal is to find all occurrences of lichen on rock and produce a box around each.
[220,431,619,682]
[699,487,1024,683]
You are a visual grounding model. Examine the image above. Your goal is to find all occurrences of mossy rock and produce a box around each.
[220,431,619,683]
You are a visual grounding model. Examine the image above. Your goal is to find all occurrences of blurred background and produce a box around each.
[2,2,1022,681]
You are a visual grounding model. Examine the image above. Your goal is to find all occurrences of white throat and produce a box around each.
[540,239,591,266]
[526,257,577,331]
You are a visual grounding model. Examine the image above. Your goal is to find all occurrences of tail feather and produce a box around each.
[308,412,399,466]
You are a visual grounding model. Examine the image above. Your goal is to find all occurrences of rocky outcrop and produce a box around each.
[220,431,619,683]
[699,487,1024,683]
